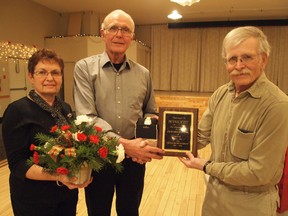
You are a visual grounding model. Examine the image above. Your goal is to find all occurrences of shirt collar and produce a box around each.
[100,51,131,71]
[228,72,267,99]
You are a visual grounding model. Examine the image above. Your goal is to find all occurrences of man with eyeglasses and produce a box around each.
[179,26,288,216]
[73,9,164,216]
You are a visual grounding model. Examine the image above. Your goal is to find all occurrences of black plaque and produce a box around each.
[158,107,198,157]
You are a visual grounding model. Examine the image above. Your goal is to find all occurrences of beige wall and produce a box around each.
[135,25,152,48]
[0,0,64,48]
[0,0,151,51]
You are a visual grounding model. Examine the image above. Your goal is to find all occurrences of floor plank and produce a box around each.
[0,146,210,216]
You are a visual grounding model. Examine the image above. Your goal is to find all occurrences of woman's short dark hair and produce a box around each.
[28,48,64,75]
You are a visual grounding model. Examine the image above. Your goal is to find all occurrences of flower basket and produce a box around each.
[73,162,92,184]
[27,115,125,183]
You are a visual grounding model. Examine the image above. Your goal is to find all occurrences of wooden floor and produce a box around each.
[0,146,210,216]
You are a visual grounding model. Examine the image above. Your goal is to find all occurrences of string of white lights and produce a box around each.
[0,41,37,61]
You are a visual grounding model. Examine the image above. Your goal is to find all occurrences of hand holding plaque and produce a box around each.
[158,107,198,157]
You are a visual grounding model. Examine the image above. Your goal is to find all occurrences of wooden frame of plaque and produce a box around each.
[158,107,198,157]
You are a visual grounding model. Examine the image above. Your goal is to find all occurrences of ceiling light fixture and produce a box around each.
[170,0,200,7]
[168,10,183,20]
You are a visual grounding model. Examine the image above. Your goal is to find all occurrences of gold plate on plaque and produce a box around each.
[158,107,198,157]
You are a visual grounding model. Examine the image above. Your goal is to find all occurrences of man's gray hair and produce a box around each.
[222,26,271,58]
[101,9,135,32]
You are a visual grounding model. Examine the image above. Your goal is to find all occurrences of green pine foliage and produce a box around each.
[27,116,124,177]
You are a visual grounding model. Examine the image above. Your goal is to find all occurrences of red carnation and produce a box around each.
[33,151,40,164]
[56,167,69,175]
[98,146,108,158]
[30,144,36,151]
[94,126,102,132]
[77,133,87,142]
[90,135,99,144]
[61,125,71,131]
[50,125,58,133]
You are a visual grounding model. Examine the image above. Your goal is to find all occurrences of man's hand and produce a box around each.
[119,138,165,164]
[178,151,207,171]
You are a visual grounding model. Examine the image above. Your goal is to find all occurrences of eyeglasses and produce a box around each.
[34,70,62,78]
[105,25,133,37]
[225,54,260,66]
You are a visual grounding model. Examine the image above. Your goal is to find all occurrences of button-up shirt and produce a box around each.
[199,73,288,190]
[73,51,157,139]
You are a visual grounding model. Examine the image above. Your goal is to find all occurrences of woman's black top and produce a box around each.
[2,97,78,216]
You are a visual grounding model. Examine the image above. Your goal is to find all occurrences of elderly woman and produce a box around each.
[2,48,91,216]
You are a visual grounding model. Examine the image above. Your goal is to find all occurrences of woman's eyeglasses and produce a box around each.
[34,70,62,78]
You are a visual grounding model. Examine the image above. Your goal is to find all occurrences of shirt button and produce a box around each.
[118,116,121,119]
[117,101,121,104]
[117,86,120,90]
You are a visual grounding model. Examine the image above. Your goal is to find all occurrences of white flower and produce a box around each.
[102,135,108,142]
[72,131,82,141]
[75,115,93,125]
[116,144,125,163]
[44,141,52,149]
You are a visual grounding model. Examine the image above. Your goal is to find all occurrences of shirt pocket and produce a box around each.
[230,128,255,160]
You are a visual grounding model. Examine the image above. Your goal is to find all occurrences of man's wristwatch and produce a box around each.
[203,160,212,173]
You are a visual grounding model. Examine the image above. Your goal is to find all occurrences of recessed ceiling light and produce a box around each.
[170,0,200,7]
[168,10,183,20]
